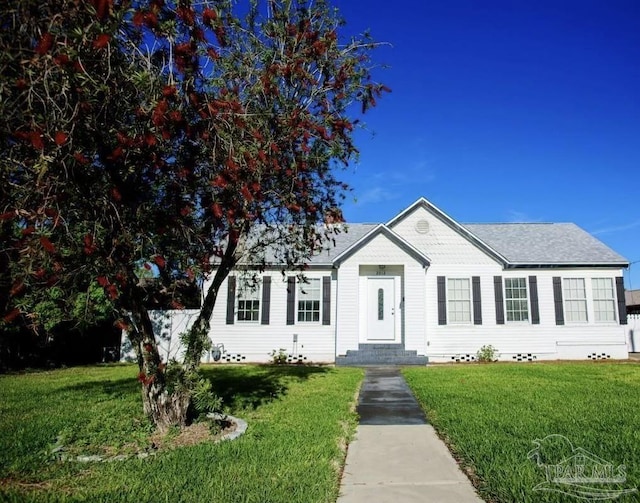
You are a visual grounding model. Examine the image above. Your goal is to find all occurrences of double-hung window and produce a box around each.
[237,280,260,322]
[592,278,617,322]
[447,278,471,323]
[563,278,588,322]
[504,278,528,322]
[297,278,321,322]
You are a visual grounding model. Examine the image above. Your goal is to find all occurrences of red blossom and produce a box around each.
[91,0,111,21]
[153,255,166,269]
[211,175,227,188]
[97,276,109,287]
[54,131,67,145]
[73,152,90,165]
[93,33,111,50]
[40,236,56,253]
[29,131,44,150]
[202,8,217,25]
[3,309,21,323]
[241,185,253,202]
[108,146,124,160]
[111,187,122,201]
[0,211,15,221]
[35,32,53,55]
[115,319,128,331]
[83,234,97,255]
[133,10,145,26]
[9,281,25,297]
[106,284,118,299]
[144,134,157,147]
[53,54,70,66]
[162,85,176,98]
[211,202,223,219]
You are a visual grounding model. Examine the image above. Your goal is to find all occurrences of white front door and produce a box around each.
[367,277,396,341]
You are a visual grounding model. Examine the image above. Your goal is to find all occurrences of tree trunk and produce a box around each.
[127,283,191,430]
[182,234,239,372]
[141,380,190,432]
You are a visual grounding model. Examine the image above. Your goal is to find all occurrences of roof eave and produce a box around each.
[332,224,431,268]
[505,262,629,269]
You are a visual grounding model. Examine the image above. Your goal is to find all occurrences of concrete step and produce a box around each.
[336,355,428,366]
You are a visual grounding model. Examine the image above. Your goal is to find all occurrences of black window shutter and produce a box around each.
[494,276,504,325]
[616,276,627,325]
[437,276,447,325]
[529,276,540,325]
[226,276,236,325]
[552,277,564,325]
[286,277,296,325]
[261,276,271,325]
[472,276,482,325]
[322,276,331,325]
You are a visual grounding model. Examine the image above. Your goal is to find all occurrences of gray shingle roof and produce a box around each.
[308,224,378,265]
[462,223,628,265]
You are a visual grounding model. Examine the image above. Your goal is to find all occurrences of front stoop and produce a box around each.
[336,344,428,366]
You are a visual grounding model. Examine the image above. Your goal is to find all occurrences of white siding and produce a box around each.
[336,233,427,355]
[390,205,500,265]
[206,271,336,363]
[426,268,628,362]
[120,310,200,363]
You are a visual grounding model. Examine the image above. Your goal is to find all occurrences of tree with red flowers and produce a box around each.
[1,0,387,429]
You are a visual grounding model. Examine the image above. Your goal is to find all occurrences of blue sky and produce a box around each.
[330,0,640,289]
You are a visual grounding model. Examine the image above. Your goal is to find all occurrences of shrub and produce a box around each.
[476,345,499,362]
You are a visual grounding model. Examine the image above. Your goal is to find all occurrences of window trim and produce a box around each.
[446,277,472,325]
[236,278,261,323]
[562,277,588,324]
[296,277,322,324]
[591,277,617,324]
[503,277,530,323]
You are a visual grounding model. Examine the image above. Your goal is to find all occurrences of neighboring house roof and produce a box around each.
[463,223,628,266]
[626,289,640,308]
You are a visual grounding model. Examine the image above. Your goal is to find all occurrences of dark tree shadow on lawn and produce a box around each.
[59,365,331,412]
[58,374,141,397]
[200,365,330,410]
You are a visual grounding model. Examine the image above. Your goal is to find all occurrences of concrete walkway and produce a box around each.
[338,367,483,503]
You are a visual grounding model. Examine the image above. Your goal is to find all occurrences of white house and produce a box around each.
[125,197,629,365]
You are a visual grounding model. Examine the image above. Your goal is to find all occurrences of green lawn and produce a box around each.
[0,364,363,502]
[403,362,640,503]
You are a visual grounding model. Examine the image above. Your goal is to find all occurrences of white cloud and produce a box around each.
[507,210,544,223]
[591,220,640,235]
[355,186,398,205]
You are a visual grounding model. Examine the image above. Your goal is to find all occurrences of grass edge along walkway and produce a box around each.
[403,362,640,503]
[0,364,364,503]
